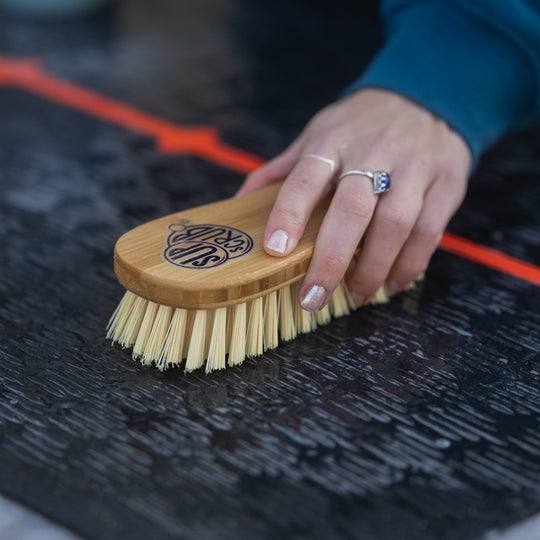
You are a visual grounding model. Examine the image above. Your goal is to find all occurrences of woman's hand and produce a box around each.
[237,88,472,311]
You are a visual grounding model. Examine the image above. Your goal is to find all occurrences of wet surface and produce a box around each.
[0,1,539,539]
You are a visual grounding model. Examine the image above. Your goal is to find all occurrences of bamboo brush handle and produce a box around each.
[114,182,332,309]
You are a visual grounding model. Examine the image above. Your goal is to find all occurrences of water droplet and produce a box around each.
[436,438,451,449]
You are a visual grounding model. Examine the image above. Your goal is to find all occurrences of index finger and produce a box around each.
[263,151,338,256]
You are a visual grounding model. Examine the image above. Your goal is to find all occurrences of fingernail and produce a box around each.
[266,229,288,254]
[350,292,365,308]
[300,285,327,312]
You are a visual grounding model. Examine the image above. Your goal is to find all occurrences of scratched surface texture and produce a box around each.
[0,1,539,539]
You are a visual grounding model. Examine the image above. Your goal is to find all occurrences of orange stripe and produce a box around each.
[0,54,264,174]
[440,232,540,285]
[0,54,538,284]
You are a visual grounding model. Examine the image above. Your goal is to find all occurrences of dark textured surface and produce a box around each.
[1,1,539,539]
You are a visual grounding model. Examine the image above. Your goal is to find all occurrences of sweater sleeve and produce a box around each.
[343,0,540,163]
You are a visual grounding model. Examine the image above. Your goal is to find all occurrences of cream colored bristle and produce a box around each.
[296,305,316,334]
[293,281,316,334]
[225,305,233,352]
[106,291,137,341]
[205,309,216,357]
[279,285,297,341]
[118,295,148,348]
[133,301,159,358]
[246,297,264,357]
[206,307,227,373]
[157,307,188,369]
[263,291,279,350]
[330,282,350,318]
[228,303,246,366]
[371,284,390,304]
[108,278,390,372]
[314,303,331,326]
[141,304,173,366]
[185,309,208,372]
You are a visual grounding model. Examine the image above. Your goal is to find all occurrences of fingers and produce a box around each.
[298,174,376,311]
[384,171,467,295]
[263,149,339,257]
[344,167,467,305]
[238,90,472,312]
[260,153,465,312]
[344,164,425,305]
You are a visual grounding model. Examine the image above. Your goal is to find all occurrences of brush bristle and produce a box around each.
[107,280,387,373]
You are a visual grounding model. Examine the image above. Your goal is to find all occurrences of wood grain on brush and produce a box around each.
[114,182,331,310]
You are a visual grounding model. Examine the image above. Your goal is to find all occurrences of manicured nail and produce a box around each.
[300,285,327,312]
[265,229,288,254]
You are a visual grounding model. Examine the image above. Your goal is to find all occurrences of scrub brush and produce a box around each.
[106,182,389,373]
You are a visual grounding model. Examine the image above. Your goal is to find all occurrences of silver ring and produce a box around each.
[338,169,391,195]
[302,153,336,172]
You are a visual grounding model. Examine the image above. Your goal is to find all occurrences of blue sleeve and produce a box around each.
[343,0,540,163]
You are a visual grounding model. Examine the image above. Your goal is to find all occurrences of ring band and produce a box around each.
[338,169,391,195]
[302,153,336,172]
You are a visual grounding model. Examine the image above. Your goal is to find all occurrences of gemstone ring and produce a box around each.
[338,169,391,195]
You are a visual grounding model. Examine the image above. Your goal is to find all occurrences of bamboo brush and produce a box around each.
[106,182,390,373]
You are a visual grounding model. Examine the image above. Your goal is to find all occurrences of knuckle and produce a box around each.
[272,206,305,231]
[363,133,394,158]
[379,206,415,233]
[340,195,373,222]
[415,152,436,176]
[413,219,443,245]
[289,169,317,192]
[319,252,349,276]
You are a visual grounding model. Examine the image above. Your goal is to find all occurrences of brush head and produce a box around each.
[114,182,329,309]
[107,183,401,372]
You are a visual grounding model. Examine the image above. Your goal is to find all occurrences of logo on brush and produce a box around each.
[163,220,254,269]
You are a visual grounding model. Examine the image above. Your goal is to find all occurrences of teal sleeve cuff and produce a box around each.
[342,1,537,163]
